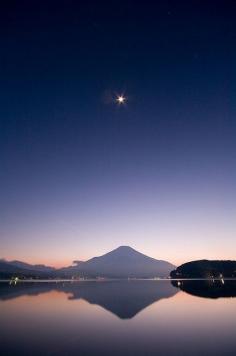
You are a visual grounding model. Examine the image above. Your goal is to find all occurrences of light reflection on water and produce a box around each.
[0,280,236,355]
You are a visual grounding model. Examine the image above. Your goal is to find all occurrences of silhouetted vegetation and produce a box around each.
[170,260,236,279]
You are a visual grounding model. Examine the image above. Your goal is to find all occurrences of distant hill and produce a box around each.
[170,260,236,279]
[59,246,175,278]
[7,260,55,272]
[0,260,56,279]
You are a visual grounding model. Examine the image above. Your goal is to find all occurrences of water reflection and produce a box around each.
[0,280,178,319]
[1,280,236,355]
[172,279,236,298]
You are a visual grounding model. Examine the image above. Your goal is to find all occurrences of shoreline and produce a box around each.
[1,277,236,283]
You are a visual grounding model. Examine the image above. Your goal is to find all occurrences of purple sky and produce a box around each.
[1,1,236,267]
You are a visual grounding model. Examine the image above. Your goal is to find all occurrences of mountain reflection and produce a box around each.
[172,279,236,298]
[0,280,178,319]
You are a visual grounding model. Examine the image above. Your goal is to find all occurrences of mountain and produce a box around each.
[59,246,175,278]
[170,260,236,279]
[0,246,175,279]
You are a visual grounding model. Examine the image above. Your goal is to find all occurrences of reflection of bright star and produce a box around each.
[116,95,126,104]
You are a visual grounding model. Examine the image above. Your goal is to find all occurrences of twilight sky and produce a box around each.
[1,1,236,267]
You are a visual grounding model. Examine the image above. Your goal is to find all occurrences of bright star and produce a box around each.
[116,95,126,104]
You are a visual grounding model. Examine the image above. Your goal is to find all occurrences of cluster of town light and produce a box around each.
[9,277,19,285]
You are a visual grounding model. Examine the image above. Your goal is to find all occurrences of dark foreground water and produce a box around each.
[0,280,236,356]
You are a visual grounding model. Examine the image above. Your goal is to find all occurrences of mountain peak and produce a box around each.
[107,246,140,257]
[114,245,136,252]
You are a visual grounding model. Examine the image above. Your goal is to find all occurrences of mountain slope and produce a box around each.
[62,246,175,278]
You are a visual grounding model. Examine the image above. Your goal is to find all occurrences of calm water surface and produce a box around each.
[0,280,236,355]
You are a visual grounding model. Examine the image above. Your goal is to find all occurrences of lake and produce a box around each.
[0,280,236,355]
